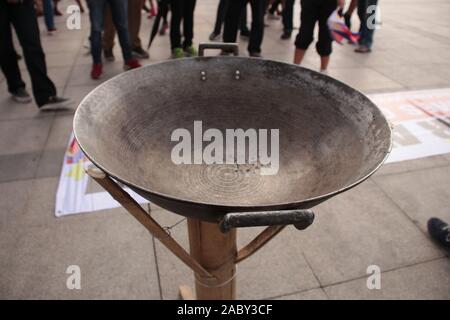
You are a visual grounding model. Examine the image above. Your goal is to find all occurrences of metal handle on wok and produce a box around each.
[199,42,239,57]
[219,209,315,233]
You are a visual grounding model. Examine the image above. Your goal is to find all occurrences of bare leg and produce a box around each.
[293,48,306,65]
[320,55,329,71]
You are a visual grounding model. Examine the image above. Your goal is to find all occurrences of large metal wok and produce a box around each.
[74,43,391,223]
[74,43,391,299]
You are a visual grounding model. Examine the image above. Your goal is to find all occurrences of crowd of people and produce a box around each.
[1,0,379,111]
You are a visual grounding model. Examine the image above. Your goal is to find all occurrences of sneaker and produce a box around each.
[184,46,197,57]
[209,32,220,41]
[240,28,250,39]
[40,96,71,111]
[132,47,149,59]
[355,45,371,53]
[123,58,141,70]
[104,49,115,61]
[172,47,184,59]
[249,52,263,58]
[159,22,168,36]
[428,218,450,249]
[47,28,57,35]
[11,88,32,103]
[91,63,103,79]
[320,69,328,75]
[281,31,292,40]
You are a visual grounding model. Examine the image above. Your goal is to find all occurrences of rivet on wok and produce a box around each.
[235,70,240,80]
[200,71,207,81]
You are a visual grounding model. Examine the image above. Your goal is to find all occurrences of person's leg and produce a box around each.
[316,0,335,71]
[128,0,145,50]
[363,0,377,49]
[357,0,367,36]
[0,3,27,96]
[9,0,58,106]
[282,0,295,34]
[87,0,107,64]
[42,0,56,31]
[102,5,116,53]
[108,0,133,62]
[170,0,183,51]
[182,0,196,51]
[212,0,229,35]
[247,0,265,55]
[294,0,317,65]
[53,0,62,15]
[239,4,250,34]
[223,0,245,44]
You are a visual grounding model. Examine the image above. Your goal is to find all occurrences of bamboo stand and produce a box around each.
[87,166,287,300]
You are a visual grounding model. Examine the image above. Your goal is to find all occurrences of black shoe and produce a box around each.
[240,28,250,38]
[209,32,220,41]
[281,31,292,40]
[104,49,115,61]
[428,217,450,249]
[132,47,150,59]
[11,88,32,103]
[249,52,262,58]
[39,96,71,111]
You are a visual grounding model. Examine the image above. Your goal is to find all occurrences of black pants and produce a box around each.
[170,0,196,50]
[213,0,248,35]
[268,0,281,14]
[223,0,265,54]
[0,0,56,107]
[295,0,336,56]
[282,0,295,32]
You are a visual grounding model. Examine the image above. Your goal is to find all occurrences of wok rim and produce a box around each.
[73,56,393,211]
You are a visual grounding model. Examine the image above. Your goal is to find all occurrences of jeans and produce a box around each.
[223,0,265,54]
[358,0,378,49]
[86,0,132,64]
[103,0,145,51]
[0,0,56,107]
[170,0,197,50]
[213,0,248,35]
[43,0,55,30]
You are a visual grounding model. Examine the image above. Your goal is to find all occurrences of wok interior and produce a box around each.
[74,57,391,206]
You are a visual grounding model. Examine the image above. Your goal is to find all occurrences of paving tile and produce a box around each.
[373,166,450,233]
[0,179,34,232]
[373,155,450,177]
[0,151,41,182]
[0,207,160,299]
[274,288,328,300]
[373,65,450,88]
[33,114,74,178]
[327,67,404,93]
[325,258,450,300]
[0,117,53,156]
[295,179,444,286]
